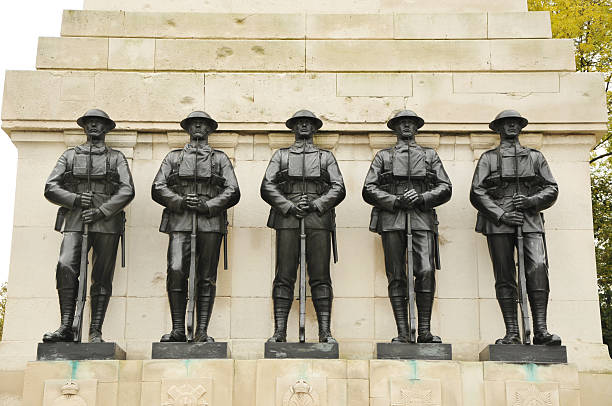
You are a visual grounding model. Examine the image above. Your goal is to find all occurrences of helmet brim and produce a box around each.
[286,116,323,130]
[387,116,424,130]
[180,117,219,132]
[77,116,116,131]
[489,117,528,132]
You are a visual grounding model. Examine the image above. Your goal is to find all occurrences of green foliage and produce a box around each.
[529,0,612,355]
[0,282,6,341]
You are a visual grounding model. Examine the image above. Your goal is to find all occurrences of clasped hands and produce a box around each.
[183,193,210,216]
[500,194,535,226]
[289,195,317,219]
[77,192,104,224]
[396,189,423,210]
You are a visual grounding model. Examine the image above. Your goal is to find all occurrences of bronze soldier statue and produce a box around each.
[43,109,135,343]
[152,111,240,343]
[363,110,452,344]
[261,110,345,343]
[470,110,561,346]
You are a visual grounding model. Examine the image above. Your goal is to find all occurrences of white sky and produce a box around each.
[0,1,84,284]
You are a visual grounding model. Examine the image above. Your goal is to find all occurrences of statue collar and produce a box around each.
[74,143,108,155]
[184,143,212,153]
[394,140,419,153]
[289,140,318,153]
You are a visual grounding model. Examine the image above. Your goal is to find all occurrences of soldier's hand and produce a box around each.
[500,211,524,226]
[398,189,422,209]
[289,204,307,219]
[186,195,210,216]
[297,196,317,213]
[78,192,93,209]
[184,194,199,210]
[512,194,534,210]
[82,208,104,224]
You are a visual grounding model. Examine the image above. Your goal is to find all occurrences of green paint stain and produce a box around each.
[184,359,192,377]
[70,361,78,380]
[524,363,538,382]
[409,360,418,381]
[298,363,308,380]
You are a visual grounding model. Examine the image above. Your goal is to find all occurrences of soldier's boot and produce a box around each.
[43,288,76,342]
[416,292,442,344]
[529,291,562,346]
[160,291,187,342]
[194,288,216,343]
[314,298,337,344]
[268,297,292,343]
[89,294,110,343]
[389,296,410,343]
[495,298,522,344]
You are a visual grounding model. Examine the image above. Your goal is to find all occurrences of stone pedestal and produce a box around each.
[480,344,568,364]
[151,342,229,359]
[264,342,339,359]
[36,342,126,361]
[376,342,452,360]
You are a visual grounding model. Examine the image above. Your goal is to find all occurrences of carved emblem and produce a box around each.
[391,388,439,406]
[51,381,87,406]
[282,380,319,406]
[162,384,209,406]
[512,384,554,406]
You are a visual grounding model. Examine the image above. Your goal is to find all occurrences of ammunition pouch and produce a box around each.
[168,172,226,198]
[274,168,331,196]
[483,173,546,200]
[54,207,69,232]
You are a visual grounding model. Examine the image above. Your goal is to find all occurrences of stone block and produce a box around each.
[231,340,266,360]
[229,227,273,298]
[232,160,271,227]
[332,229,376,298]
[125,297,170,341]
[394,13,487,39]
[337,73,412,97]
[545,161,593,230]
[453,72,559,94]
[436,228,479,299]
[43,379,98,406]
[347,360,368,379]
[579,373,612,406]
[94,72,205,122]
[332,298,374,340]
[505,381,560,406]
[140,381,161,406]
[125,227,167,298]
[460,361,485,405]
[234,360,257,406]
[374,298,398,341]
[231,298,272,339]
[338,341,375,360]
[108,38,155,70]
[307,40,491,72]
[437,298,479,342]
[306,14,393,39]
[2,297,60,342]
[61,10,125,37]
[478,298,507,344]
[155,39,305,71]
[488,11,552,39]
[0,370,24,406]
[490,39,575,71]
[548,300,603,345]
[37,37,108,70]
[60,72,96,101]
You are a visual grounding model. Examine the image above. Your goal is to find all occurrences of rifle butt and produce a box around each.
[299,219,306,343]
[72,224,90,343]
[516,227,531,345]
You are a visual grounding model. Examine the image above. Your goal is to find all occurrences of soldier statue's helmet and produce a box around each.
[285,110,323,130]
[387,110,425,130]
[180,111,219,132]
[489,110,528,132]
[76,109,116,131]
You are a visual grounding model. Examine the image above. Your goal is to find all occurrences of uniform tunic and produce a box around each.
[362,141,451,296]
[470,141,558,298]
[260,141,345,300]
[45,143,135,295]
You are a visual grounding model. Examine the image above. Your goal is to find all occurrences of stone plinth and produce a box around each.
[36,342,126,361]
[151,342,229,359]
[480,344,568,364]
[264,342,339,359]
[376,342,452,360]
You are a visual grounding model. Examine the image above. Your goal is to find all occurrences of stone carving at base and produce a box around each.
[390,378,441,406]
[391,388,438,406]
[282,380,319,406]
[161,378,213,406]
[505,382,559,406]
[51,381,87,406]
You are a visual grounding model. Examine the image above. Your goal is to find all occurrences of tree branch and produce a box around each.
[591,151,612,164]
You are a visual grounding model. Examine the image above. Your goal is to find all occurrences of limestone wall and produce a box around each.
[1,6,610,374]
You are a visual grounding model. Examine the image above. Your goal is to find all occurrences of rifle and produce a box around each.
[514,141,531,345]
[72,141,92,342]
[298,142,307,343]
[223,211,228,270]
[186,141,198,342]
[405,143,417,343]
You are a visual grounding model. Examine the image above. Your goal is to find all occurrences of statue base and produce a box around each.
[479,344,567,364]
[36,342,126,361]
[376,342,452,360]
[264,342,339,359]
[151,342,229,359]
